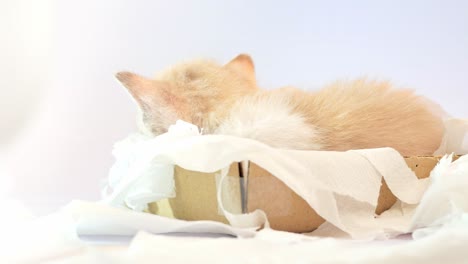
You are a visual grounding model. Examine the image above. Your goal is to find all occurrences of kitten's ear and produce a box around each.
[116,71,183,133]
[115,71,168,110]
[225,54,255,82]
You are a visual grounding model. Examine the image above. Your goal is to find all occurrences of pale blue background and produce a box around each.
[1,0,467,212]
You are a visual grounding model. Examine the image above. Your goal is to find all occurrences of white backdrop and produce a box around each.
[1,0,467,214]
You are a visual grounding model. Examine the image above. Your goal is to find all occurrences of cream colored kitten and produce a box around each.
[116,54,443,156]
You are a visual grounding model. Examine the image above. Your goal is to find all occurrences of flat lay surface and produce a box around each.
[2,209,468,263]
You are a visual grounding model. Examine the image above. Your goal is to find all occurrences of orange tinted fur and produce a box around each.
[116,54,444,155]
[273,80,444,155]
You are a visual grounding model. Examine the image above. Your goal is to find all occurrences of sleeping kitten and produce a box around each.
[116,54,444,156]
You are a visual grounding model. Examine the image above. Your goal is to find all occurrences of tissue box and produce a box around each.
[147,156,451,233]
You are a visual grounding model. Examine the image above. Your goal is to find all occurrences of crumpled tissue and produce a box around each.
[95,118,468,239]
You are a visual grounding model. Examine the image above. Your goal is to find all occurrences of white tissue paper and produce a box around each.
[91,119,468,240]
[410,154,468,237]
[104,121,201,211]
[434,118,468,155]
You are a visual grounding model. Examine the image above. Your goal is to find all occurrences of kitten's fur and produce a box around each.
[116,54,444,156]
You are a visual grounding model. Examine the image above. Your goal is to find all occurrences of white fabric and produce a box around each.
[116,225,468,263]
[67,200,255,237]
[4,202,468,263]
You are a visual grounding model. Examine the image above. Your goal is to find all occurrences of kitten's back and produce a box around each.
[288,79,444,155]
[218,79,444,155]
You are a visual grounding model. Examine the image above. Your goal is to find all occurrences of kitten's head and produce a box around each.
[116,54,257,135]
